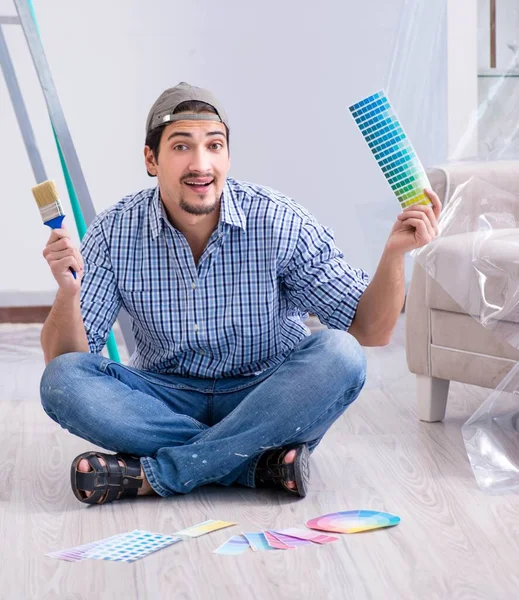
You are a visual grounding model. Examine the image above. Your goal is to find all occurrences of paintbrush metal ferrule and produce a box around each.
[39,199,65,224]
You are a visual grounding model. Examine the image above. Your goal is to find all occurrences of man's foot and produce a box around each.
[77,456,155,499]
[283,449,297,490]
[254,444,310,498]
[71,451,156,504]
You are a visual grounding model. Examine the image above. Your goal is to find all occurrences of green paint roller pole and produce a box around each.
[27,0,121,362]
[56,136,122,363]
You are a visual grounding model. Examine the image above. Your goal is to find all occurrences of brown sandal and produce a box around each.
[254,444,310,498]
[70,451,143,504]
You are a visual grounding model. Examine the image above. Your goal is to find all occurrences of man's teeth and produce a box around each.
[185,181,212,186]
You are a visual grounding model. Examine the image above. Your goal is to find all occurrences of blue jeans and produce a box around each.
[40,330,366,497]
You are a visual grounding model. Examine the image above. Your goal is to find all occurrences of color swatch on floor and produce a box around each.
[306,510,401,534]
[46,534,123,562]
[84,530,181,562]
[47,519,233,563]
[214,535,251,556]
[349,91,431,209]
[47,530,181,563]
[243,532,276,552]
[174,519,236,538]
[48,513,400,563]
[267,530,312,548]
[214,527,336,555]
[275,527,339,544]
[263,531,293,550]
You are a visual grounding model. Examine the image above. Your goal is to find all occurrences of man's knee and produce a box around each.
[40,352,93,420]
[316,329,367,389]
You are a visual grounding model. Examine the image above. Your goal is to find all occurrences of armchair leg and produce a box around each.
[416,375,450,422]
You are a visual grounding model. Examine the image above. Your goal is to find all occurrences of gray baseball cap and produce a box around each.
[146,81,229,135]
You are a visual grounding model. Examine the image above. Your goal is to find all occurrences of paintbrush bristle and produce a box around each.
[32,180,65,223]
[31,180,59,208]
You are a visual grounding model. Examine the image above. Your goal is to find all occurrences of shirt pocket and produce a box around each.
[119,287,186,346]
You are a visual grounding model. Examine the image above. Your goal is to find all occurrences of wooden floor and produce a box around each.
[1,316,518,600]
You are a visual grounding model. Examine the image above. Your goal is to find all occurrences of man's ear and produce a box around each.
[144,146,158,177]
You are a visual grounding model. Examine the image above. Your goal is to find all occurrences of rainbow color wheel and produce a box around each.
[306,510,400,534]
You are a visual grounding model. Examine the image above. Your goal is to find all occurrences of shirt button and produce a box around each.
[194,323,199,332]
[191,281,196,289]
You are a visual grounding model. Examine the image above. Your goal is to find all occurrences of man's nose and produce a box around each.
[189,147,211,172]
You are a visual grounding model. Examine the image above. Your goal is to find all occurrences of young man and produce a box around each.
[40,82,441,504]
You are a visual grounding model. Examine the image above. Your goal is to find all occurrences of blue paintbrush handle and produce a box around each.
[44,214,77,279]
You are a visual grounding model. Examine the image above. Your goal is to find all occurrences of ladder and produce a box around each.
[0,0,135,359]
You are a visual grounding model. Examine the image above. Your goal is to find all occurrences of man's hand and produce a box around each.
[42,227,84,295]
[385,189,442,255]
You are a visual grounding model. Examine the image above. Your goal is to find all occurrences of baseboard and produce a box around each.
[0,291,55,323]
[0,291,56,307]
[0,306,51,323]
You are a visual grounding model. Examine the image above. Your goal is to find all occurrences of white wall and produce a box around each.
[447,0,478,159]
[0,0,447,304]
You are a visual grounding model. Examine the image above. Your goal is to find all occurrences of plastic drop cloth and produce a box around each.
[412,177,519,493]
[413,177,519,349]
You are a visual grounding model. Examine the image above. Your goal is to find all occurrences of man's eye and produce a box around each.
[174,144,188,151]
[210,143,223,150]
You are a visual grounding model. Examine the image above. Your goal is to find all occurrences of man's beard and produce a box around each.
[179,191,221,216]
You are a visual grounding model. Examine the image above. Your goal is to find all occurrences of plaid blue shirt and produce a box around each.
[80,178,370,378]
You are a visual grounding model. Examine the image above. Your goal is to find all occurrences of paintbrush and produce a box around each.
[31,180,76,279]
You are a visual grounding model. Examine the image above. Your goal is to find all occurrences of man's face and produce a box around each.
[144,115,230,217]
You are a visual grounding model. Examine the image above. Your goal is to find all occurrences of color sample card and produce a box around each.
[243,532,276,552]
[274,528,339,545]
[306,510,401,534]
[213,528,340,556]
[267,531,312,547]
[174,519,236,538]
[213,535,250,556]
[349,91,431,209]
[46,530,181,563]
[46,535,122,562]
[84,530,181,562]
[264,531,293,550]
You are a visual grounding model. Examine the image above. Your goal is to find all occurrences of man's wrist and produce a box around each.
[381,244,406,264]
[56,287,81,303]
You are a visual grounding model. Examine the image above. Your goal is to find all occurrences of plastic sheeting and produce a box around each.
[412,176,519,493]
[413,177,519,349]
[462,365,519,494]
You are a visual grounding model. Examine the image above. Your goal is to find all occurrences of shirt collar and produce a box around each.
[149,186,163,240]
[149,179,246,240]
[220,179,247,231]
